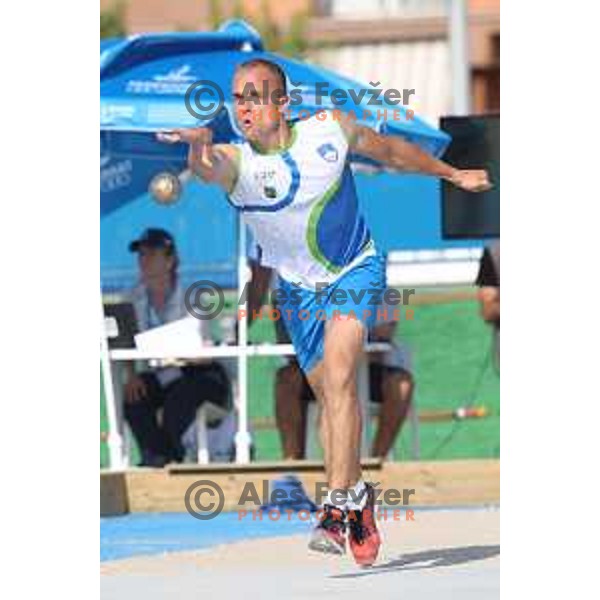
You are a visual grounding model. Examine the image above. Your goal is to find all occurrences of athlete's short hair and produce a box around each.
[235,58,287,95]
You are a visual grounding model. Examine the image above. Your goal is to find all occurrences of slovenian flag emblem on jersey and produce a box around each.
[317,143,338,163]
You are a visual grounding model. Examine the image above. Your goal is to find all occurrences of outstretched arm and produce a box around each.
[157,128,240,194]
[339,118,491,193]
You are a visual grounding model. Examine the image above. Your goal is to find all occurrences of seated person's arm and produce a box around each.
[123,362,147,403]
[247,260,273,325]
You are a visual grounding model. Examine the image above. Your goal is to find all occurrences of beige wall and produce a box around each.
[100,0,315,34]
[101,0,499,115]
[100,0,498,37]
[470,0,500,13]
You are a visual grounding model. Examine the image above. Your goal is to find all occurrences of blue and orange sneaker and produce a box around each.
[308,505,347,555]
[347,483,381,566]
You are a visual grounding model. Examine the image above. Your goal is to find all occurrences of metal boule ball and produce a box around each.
[149,172,181,205]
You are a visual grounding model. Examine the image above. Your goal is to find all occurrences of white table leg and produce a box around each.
[234,219,251,463]
[196,405,210,464]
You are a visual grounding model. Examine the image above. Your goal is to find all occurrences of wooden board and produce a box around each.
[100,471,129,516]
[166,457,383,474]
[100,459,499,516]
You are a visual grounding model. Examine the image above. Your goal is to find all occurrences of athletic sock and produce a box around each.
[324,488,348,509]
[346,480,368,511]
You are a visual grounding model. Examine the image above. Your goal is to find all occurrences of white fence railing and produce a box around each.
[322,0,447,19]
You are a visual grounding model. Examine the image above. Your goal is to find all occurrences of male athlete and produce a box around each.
[158,59,490,566]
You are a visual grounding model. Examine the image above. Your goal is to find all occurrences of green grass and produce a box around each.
[100,368,108,467]
[101,289,499,467]
[396,297,500,460]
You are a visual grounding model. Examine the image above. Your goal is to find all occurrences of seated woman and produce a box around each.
[123,228,231,467]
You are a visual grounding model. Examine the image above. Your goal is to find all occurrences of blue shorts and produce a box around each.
[277,254,387,374]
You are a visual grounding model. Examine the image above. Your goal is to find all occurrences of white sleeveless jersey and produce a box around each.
[228,111,375,289]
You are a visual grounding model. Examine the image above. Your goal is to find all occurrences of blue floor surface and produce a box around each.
[101,511,312,562]
[101,506,498,563]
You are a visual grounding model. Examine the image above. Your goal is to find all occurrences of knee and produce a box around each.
[400,370,415,394]
[388,370,414,401]
[324,366,355,398]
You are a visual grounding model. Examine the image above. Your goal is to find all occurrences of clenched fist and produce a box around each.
[448,169,492,193]
[157,127,214,168]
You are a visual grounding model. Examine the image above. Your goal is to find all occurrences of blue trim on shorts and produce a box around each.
[277,253,386,373]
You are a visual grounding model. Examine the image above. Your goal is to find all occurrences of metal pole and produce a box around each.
[448,0,471,115]
[234,214,252,463]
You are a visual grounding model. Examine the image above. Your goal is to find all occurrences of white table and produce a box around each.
[104,341,412,468]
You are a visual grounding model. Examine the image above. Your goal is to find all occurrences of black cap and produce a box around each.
[129,228,176,253]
